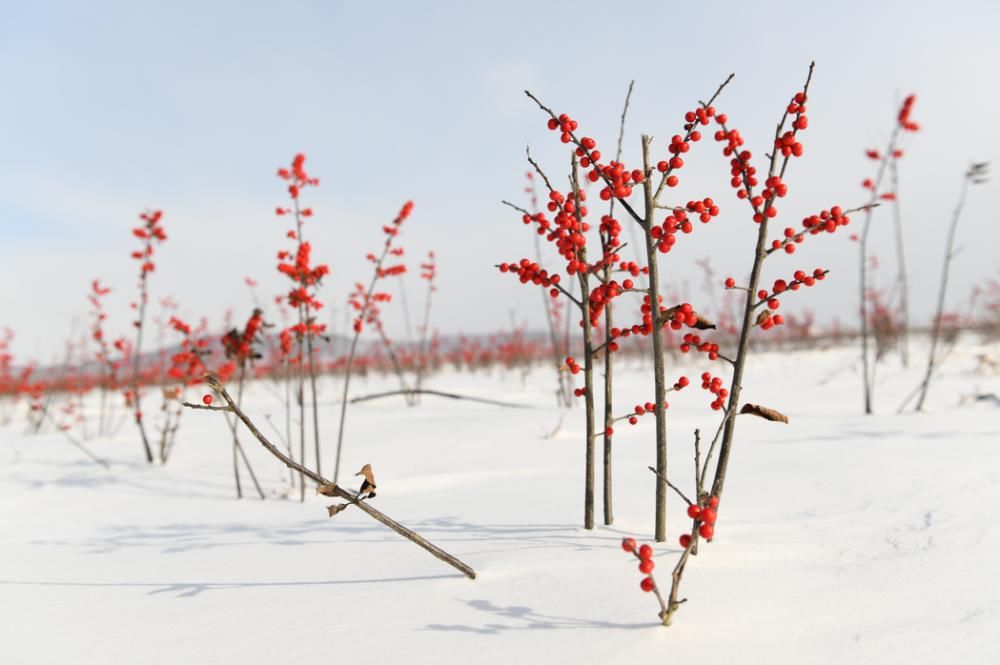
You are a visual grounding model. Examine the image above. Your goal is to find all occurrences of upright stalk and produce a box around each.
[571,157,596,531]
[858,124,902,414]
[638,136,669,542]
[131,249,154,463]
[332,203,412,483]
[711,64,815,504]
[601,79,633,526]
[914,167,984,410]
[889,160,910,367]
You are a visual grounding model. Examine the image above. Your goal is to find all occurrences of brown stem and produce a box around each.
[131,246,154,463]
[710,62,815,510]
[571,155,596,531]
[889,160,910,368]
[641,135,668,542]
[915,168,980,410]
[601,79,634,527]
[858,123,903,414]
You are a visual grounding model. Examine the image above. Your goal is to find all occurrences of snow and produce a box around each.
[2,343,999,664]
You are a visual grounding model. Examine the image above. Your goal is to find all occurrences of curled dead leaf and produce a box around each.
[740,403,789,424]
[327,503,348,517]
[316,484,339,497]
[691,312,717,330]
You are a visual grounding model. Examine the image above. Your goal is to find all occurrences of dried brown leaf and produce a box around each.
[691,312,717,330]
[661,305,716,330]
[740,403,789,424]
[316,484,339,497]
[327,503,347,517]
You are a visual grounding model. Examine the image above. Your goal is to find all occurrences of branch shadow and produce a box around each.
[0,574,461,598]
[30,516,649,557]
[423,598,651,633]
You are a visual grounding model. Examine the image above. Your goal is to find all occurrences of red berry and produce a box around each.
[699,523,715,539]
[638,544,653,560]
[709,496,720,508]
[640,576,656,593]
[686,504,701,519]
[621,538,637,553]
[679,533,692,548]
[639,559,655,574]
[724,277,736,288]
[202,394,213,405]
[701,508,718,524]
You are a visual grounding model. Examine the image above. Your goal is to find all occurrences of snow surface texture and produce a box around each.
[2,345,999,664]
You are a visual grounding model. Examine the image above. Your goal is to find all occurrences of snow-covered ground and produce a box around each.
[2,343,999,664]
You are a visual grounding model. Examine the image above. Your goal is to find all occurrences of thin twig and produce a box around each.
[349,388,537,409]
[647,466,693,506]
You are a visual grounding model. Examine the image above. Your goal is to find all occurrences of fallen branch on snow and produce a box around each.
[184,373,477,580]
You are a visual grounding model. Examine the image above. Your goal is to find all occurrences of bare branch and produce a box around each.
[648,466,693,506]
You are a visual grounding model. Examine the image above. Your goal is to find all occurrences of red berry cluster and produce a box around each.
[714,91,809,218]
[756,310,783,330]
[898,94,920,132]
[274,154,329,361]
[565,356,581,375]
[499,259,561,292]
[345,200,414,339]
[588,280,626,326]
[546,112,579,143]
[278,243,330,310]
[700,372,729,410]
[221,308,266,362]
[276,152,320,199]
[625,398,671,425]
[166,316,209,385]
[130,210,167,275]
[594,161,645,201]
[758,268,827,306]
[665,303,702,331]
[419,251,437,287]
[615,260,647,277]
[653,107,714,188]
[681,495,721,545]
[349,285,393,334]
[650,200,720,254]
[621,538,658,593]
[545,104,711,203]
[88,280,121,389]
[771,206,850,254]
[679,333,720,360]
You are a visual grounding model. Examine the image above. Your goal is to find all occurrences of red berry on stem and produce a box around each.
[638,544,653,560]
[202,394,213,405]
[640,576,656,593]
[621,537,637,552]
[699,523,715,539]
[639,559,655,574]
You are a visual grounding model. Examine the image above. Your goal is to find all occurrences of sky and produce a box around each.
[1,0,998,361]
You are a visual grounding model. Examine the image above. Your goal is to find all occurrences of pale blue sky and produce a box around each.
[1,0,998,359]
